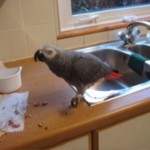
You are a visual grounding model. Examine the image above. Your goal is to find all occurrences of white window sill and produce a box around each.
[57,17,150,39]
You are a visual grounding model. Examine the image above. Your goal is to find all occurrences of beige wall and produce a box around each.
[0,0,146,62]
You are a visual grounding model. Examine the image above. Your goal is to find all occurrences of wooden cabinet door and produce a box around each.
[50,135,90,150]
[98,113,150,150]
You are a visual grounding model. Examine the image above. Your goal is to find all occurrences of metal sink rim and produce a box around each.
[75,39,150,105]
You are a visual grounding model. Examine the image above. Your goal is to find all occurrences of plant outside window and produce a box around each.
[72,0,150,15]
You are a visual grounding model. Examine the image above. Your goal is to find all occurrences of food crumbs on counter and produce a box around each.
[37,122,43,128]
[0,132,6,138]
[0,132,7,142]
[25,114,32,119]
[44,126,48,130]
[37,122,48,130]
[33,102,41,107]
[41,101,48,106]
[32,101,49,107]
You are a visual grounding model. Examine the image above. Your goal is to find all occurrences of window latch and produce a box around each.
[78,15,98,24]
[71,15,99,25]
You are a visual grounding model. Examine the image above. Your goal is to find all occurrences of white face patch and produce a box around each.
[42,48,57,59]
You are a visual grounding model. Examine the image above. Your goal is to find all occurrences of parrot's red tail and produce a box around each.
[105,71,122,79]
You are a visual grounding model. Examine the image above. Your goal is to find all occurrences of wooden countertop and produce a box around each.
[1,58,150,150]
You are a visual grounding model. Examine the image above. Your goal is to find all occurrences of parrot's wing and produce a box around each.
[72,54,107,84]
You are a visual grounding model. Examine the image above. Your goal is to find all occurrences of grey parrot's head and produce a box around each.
[34,45,59,62]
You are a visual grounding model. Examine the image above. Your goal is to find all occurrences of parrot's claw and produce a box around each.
[71,95,84,108]
[71,97,79,108]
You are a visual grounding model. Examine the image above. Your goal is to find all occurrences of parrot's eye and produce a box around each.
[46,50,53,55]
[44,48,57,59]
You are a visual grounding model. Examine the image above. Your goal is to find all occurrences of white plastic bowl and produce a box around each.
[0,66,22,94]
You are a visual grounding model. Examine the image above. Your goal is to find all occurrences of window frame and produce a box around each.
[57,0,150,32]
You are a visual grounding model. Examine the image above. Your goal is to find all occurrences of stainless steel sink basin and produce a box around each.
[76,40,150,105]
[128,44,150,59]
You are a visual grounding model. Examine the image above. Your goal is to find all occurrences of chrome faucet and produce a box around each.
[118,21,150,45]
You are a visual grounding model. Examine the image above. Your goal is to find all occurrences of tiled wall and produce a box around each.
[0,0,106,62]
[0,0,57,62]
[0,0,147,62]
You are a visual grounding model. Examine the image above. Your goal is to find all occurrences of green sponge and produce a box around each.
[128,53,148,76]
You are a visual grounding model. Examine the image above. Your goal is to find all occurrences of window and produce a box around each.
[71,0,150,15]
[58,0,150,32]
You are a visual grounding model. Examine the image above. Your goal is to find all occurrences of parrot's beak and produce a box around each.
[34,49,45,62]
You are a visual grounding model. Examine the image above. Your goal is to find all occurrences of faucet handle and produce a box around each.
[118,27,141,44]
[129,27,141,42]
[118,30,126,41]
[131,27,141,39]
[118,30,131,45]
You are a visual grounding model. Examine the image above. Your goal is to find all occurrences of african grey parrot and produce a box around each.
[34,45,121,107]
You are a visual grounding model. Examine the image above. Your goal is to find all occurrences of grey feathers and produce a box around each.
[34,45,113,95]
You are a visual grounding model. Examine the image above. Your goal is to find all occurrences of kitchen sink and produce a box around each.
[128,44,150,59]
[76,40,150,105]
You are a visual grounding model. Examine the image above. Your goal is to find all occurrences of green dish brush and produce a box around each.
[128,53,148,76]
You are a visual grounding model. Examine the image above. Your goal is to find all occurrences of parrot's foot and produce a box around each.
[71,97,79,108]
[71,95,83,108]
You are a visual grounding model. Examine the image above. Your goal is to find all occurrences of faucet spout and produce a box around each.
[119,21,150,45]
[127,21,150,35]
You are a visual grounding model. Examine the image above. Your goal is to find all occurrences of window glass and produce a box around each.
[58,0,150,32]
[71,0,150,15]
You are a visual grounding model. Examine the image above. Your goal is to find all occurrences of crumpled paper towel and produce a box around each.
[0,92,29,132]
